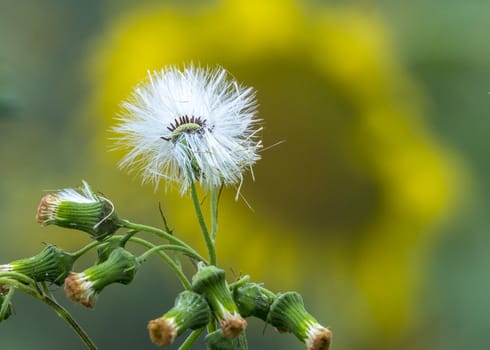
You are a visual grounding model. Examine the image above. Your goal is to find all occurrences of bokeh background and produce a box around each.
[0,0,489,349]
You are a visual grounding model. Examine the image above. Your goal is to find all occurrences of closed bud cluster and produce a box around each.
[267,292,332,350]
[233,282,275,321]
[192,263,246,339]
[148,291,210,346]
[36,181,120,240]
[64,247,138,308]
[0,245,75,285]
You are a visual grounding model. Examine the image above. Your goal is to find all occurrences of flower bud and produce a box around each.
[0,245,75,286]
[64,247,138,308]
[95,238,124,264]
[192,263,247,339]
[267,292,332,350]
[205,330,249,350]
[148,291,210,346]
[36,181,120,240]
[233,282,275,321]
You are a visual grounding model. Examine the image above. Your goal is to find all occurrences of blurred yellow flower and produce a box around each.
[86,0,461,343]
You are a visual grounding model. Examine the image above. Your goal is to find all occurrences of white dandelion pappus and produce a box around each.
[113,65,262,193]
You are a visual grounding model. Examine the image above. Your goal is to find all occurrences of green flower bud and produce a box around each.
[205,330,248,350]
[192,263,247,339]
[64,247,138,308]
[0,245,75,286]
[36,181,120,240]
[95,232,135,264]
[267,292,332,350]
[148,291,210,346]
[233,282,275,321]
[95,238,124,264]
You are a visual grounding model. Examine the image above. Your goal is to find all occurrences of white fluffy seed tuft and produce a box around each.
[113,64,262,193]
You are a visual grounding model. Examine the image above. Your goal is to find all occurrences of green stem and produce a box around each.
[0,278,96,349]
[210,186,219,242]
[190,181,216,265]
[137,244,200,262]
[128,237,191,290]
[40,281,55,300]
[0,285,14,320]
[42,296,97,350]
[228,275,250,290]
[120,220,205,262]
[0,271,37,287]
[0,272,44,296]
[71,240,103,259]
[0,277,36,295]
[71,231,140,259]
[178,327,205,350]
[207,317,217,333]
[260,287,276,300]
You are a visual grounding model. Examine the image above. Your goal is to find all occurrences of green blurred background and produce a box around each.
[1,0,489,349]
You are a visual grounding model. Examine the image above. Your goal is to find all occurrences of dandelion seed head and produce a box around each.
[113,64,262,193]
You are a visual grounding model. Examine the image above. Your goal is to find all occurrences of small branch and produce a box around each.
[178,327,205,350]
[228,275,250,290]
[0,278,96,349]
[40,281,55,300]
[71,240,103,259]
[128,237,192,290]
[190,181,216,265]
[137,244,201,262]
[41,295,97,350]
[210,186,219,242]
[158,202,173,234]
[0,271,37,287]
[120,220,205,262]
[0,285,14,320]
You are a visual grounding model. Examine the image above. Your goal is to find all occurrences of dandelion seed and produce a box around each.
[113,65,262,193]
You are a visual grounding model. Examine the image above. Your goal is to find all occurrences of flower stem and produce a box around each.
[178,327,205,350]
[0,285,14,320]
[41,295,97,350]
[137,244,200,262]
[120,220,205,262]
[228,275,250,289]
[128,237,192,290]
[40,281,55,300]
[0,278,96,349]
[0,271,37,287]
[190,181,216,265]
[71,240,103,259]
[210,186,219,242]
